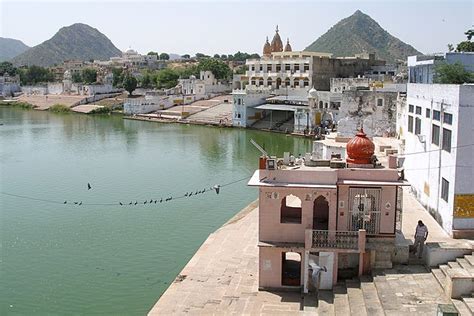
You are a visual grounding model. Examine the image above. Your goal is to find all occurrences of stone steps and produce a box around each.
[432,252,474,315]
[333,284,350,316]
[346,280,368,316]
[360,278,385,316]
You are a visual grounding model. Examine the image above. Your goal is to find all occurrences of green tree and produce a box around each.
[112,68,124,88]
[213,54,220,59]
[197,58,231,80]
[140,72,153,88]
[147,51,159,56]
[81,68,97,84]
[155,68,179,89]
[72,72,82,83]
[456,41,474,52]
[122,73,138,95]
[181,54,191,59]
[195,53,208,59]
[434,62,474,84]
[19,65,54,85]
[159,53,170,60]
[220,54,227,60]
[0,62,17,76]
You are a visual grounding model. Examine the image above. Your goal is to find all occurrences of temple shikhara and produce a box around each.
[248,130,409,291]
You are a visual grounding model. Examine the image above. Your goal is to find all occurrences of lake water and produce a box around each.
[0,107,310,315]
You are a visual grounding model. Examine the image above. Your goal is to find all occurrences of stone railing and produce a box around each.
[305,229,366,252]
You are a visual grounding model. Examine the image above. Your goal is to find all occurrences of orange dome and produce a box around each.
[284,38,292,52]
[263,37,272,56]
[346,129,375,164]
[271,25,283,52]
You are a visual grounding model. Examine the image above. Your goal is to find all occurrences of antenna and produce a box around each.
[250,139,268,157]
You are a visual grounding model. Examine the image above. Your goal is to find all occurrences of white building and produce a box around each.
[232,87,272,127]
[399,83,474,238]
[178,71,230,98]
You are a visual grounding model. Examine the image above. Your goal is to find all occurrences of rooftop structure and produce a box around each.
[248,131,408,292]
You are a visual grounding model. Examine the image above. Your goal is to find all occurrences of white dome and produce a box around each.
[308,86,318,98]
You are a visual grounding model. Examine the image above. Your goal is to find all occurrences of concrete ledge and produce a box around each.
[425,242,474,267]
[258,286,302,292]
[452,229,474,240]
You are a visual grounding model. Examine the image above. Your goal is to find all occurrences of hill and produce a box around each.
[0,37,30,61]
[11,23,121,67]
[305,10,421,63]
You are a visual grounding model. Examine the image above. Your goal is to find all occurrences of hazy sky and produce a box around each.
[1,0,473,56]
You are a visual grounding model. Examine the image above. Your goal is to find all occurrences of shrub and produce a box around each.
[49,104,71,113]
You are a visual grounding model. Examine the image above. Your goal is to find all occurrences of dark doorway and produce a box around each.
[281,252,301,286]
[313,196,329,230]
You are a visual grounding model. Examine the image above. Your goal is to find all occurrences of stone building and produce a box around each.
[398,83,474,238]
[248,130,407,291]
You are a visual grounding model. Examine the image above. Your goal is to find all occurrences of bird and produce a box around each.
[79,201,82,205]
[184,192,188,197]
[64,201,67,204]
[129,202,132,205]
[160,198,163,203]
[150,199,153,203]
[154,200,157,204]
[144,200,147,204]
[87,183,92,190]
[134,201,138,205]
[189,192,193,197]
[74,202,78,205]
[119,202,123,206]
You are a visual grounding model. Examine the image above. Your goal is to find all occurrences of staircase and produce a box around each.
[432,252,474,315]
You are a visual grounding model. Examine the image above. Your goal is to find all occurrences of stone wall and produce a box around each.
[337,90,398,137]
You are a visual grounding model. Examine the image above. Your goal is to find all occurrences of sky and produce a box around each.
[0,0,473,56]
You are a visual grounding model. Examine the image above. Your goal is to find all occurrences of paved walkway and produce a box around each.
[17,95,85,110]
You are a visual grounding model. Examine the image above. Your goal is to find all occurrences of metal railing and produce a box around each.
[310,230,360,250]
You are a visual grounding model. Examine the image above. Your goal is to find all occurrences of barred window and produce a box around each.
[442,128,452,152]
[441,178,449,202]
[432,124,440,145]
[408,116,414,133]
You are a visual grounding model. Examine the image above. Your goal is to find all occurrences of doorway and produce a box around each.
[281,252,301,286]
[313,196,329,230]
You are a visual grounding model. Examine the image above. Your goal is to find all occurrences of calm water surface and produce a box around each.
[0,107,310,315]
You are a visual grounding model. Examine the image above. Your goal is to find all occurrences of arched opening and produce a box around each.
[284,78,291,87]
[250,77,256,86]
[276,78,282,89]
[294,80,300,87]
[258,78,264,86]
[313,196,329,230]
[281,252,301,286]
[280,194,302,223]
[267,78,273,87]
[319,101,323,109]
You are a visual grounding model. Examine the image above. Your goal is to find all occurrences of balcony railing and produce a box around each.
[306,229,366,251]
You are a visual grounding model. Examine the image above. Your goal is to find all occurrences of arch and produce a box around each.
[258,78,264,86]
[276,78,282,89]
[281,251,301,286]
[267,78,273,87]
[303,78,310,87]
[280,194,302,223]
[313,195,329,230]
[319,101,323,109]
[284,78,291,87]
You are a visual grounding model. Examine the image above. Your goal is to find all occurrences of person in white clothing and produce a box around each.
[414,220,428,258]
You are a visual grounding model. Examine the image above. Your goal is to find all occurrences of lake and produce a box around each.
[0,107,310,315]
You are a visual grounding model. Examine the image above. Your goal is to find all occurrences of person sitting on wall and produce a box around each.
[413,220,428,259]
[289,153,295,166]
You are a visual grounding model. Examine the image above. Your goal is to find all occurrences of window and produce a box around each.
[442,128,452,152]
[267,65,272,72]
[304,64,309,71]
[415,106,422,115]
[276,64,281,72]
[433,110,441,121]
[409,104,414,113]
[294,64,300,71]
[285,64,291,71]
[377,98,383,107]
[426,108,430,118]
[250,66,254,71]
[303,80,309,87]
[443,113,453,125]
[237,98,241,105]
[441,178,449,202]
[415,117,421,135]
[281,252,301,286]
[432,124,440,145]
[280,195,302,224]
[408,116,414,133]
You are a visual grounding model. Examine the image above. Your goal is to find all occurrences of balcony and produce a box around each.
[305,229,366,252]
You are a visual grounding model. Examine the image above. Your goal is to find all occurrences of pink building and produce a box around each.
[248,130,408,292]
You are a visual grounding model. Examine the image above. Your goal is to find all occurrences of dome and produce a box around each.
[270,25,283,52]
[263,37,272,56]
[346,128,375,164]
[284,38,292,52]
[308,86,317,98]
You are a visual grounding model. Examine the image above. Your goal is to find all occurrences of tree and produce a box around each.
[155,68,179,89]
[122,73,138,95]
[434,62,473,84]
[159,53,170,60]
[81,68,97,84]
[147,51,159,56]
[195,53,208,59]
[220,54,227,60]
[0,62,17,76]
[19,65,54,85]
[112,68,124,88]
[213,54,220,59]
[456,41,474,52]
[72,72,82,83]
[181,54,191,59]
[465,29,474,41]
[197,58,232,80]
[140,72,153,88]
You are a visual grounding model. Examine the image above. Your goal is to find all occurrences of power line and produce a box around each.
[0,175,252,207]
[398,143,474,157]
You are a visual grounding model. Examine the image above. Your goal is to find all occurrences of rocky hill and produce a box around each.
[0,37,30,62]
[305,10,421,62]
[11,23,121,67]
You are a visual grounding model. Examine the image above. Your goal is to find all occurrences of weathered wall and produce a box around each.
[337,90,398,137]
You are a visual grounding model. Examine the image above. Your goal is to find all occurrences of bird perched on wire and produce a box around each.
[64,201,67,204]
[119,202,123,206]
[87,183,92,190]
[79,201,82,205]
[213,185,220,195]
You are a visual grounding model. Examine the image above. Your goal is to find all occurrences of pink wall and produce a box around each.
[259,247,304,289]
[259,187,338,243]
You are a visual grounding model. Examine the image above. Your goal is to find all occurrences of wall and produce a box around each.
[337,90,398,137]
[330,78,369,93]
[232,88,271,127]
[259,247,304,289]
[401,83,471,235]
